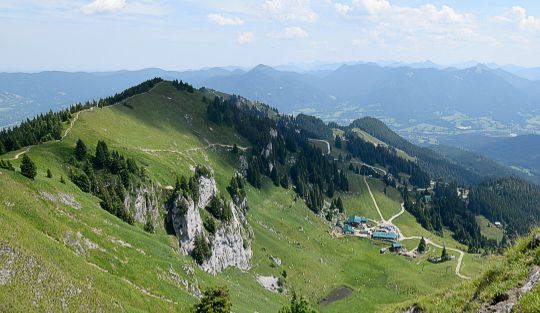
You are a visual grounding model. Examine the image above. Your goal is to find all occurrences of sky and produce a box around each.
[1,0,540,71]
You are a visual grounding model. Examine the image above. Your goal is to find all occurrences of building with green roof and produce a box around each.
[343,225,355,234]
[372,231,398,241]
[345,215,368,226]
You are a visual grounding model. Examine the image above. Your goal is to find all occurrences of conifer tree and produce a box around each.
[418,237,427,253]
[94,140,110,168]
[192,286,232,313]
[278,292,316,313]
[441,245,449,261]
[336,197,344,213]
[75,139,87,161]
[20,154,37,179]
[46,168,53,178]
[335,136,342,149]
[271,166,279,186]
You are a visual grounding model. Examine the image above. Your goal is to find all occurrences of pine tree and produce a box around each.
[336,197,344,213]
[418,237,427,253]
[192,286,232,313]
[46,168,53,178]
[20,154,37,179]
[335,136,342,149]
[280,175,289,189]
[94,140,110,168]
[271,166,279,186]
[278,292,316,313]
[441,245,449,261]
[60,176,66,184]
[75,139,87,161]
[326,183,335,198]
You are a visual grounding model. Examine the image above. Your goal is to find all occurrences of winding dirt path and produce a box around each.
[139,142,248,155]
[388,202,405,224]
[363,178,470,280]
[8,146,31,161]
[7,107,95,161]
[308,138,331,155]
[62,107,94,140]
[364,177,386,222]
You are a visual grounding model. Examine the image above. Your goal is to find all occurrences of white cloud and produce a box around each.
[495,6,540,32]
[237,31,255,44]
[348,1,477,47]
[352,0,390,15]
[208,13,244,26]
[334,3,351,15]
[80,0,126,15]
[263,0,318,23]
[268,26,309,39]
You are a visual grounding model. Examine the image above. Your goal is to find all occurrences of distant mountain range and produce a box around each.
[198,63,540,134]
[2,63,540,143]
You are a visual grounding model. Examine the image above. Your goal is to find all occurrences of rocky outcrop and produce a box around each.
[477,265,540,313]
[124,183,161,226]
[171,195,204,255]
[256,275,280,293]
[202,200,252,275]
[168,168,252,274]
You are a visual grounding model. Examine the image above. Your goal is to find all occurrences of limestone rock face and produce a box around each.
[168,169,252,274]
[202,200,252,275]
[171,196,204,255]
[124,183,161,226]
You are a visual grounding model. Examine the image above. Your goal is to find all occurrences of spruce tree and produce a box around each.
[278,292,316,313]
[75,139,87,161]
[94,140,109,168]
[192,286,232,313]
[271,166,279,186]
[335,136,342,149]
[336,197,344,213]
[418,237,427,253]
[20,154,37,179]
[441,245,448,261]
[46,169,53,178]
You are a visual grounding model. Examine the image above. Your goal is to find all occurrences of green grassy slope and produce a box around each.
[389,230,540,313]
[0,82,487,312]
[475,215,504,243]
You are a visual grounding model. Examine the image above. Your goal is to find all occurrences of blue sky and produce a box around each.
[1,0,540,71]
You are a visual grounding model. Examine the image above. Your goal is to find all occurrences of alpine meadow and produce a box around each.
[2,1,540,313]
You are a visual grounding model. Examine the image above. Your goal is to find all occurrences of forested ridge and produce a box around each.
[0,77,164,155]
[348,117,485,184]
[207,96,348,214]
[469,177,540,236]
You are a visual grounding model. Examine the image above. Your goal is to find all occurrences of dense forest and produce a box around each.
[347,117,485,185]
[207,96,348,214]
[344,133,431,188]
[0,78,163,155]
[469,177,540,236]
[402,183,497,252]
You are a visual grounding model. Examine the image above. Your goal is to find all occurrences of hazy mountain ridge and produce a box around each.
[3,62,539,130]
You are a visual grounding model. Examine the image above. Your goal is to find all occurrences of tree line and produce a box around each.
[0,77,165,156]
[206,96,349,214]
[69,139,147,225]
[344,133,431,188]
[469,177,540,236]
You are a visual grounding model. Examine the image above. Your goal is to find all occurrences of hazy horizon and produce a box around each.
[1,59,539,74]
